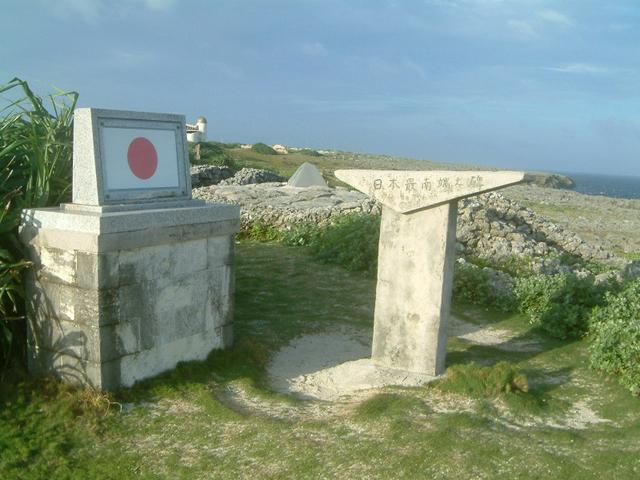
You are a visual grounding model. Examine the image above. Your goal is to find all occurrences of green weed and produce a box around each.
[435,361,529,397]
[354,393,427,420]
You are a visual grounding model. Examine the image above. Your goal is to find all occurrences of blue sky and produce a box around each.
[3,0,639,176]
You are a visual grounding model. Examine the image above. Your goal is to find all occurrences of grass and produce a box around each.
[225,146,433,187]
[1,78,76,372]
[2,242,640,479]
[623,251,640,261]
[228,148,344,185]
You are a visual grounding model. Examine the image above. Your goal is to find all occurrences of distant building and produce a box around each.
[186,117,207,143]
[240,144,252,149]
[272,144,288,154]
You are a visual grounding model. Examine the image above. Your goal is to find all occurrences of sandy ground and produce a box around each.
[267,316,539,401]
[268,327,434,401]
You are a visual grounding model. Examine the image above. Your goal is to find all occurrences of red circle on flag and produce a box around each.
[127,137,158,179]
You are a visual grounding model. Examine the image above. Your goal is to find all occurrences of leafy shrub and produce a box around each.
[251,142,278,155]
[453,262,515,312]
[555,252,611,275]
[188,141,237,169]
[589,278,640,395]
[237,220,283,242]
[514,273,610,340]
[298,148,322,157]
[436,362,529,397]
[281,222,322,247]
[1,78,76,371]
[306,214,380,275]
[241,214,380,274]
[212,141,241,149]
[465,254,534,278]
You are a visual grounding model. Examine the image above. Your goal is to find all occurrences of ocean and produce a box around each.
[559,172,640,200]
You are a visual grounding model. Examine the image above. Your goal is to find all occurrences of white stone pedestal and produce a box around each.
[20,202,239,390]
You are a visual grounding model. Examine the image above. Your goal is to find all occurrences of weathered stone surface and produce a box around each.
[21,204,240,390]
[457,193,624,269]
[372,204,457,374]
[337,169,525,376]
[220,168,286,186]
[193,183,380,230]
[191,165,235,187]
[335,169,525,213]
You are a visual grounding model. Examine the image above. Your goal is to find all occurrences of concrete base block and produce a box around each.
[21,203,240,390]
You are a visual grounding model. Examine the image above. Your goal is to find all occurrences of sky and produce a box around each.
[3,0,640,176]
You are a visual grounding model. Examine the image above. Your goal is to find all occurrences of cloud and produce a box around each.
[56,0,102,21]
[44,0,177,22]
[546,63,611,75]
[137,0,177,12]
[402,60,428,80]
[364,57,428,80]
[507,19,536,39]
[537,9,573,26]
[299,42,328,57]
[108,49,156,67]
[205,61,245,80]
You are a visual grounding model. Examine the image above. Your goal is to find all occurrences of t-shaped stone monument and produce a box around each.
[335,169,525,377]
[20,108,240,390]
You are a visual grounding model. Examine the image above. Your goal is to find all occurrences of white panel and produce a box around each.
[102,127,180,190]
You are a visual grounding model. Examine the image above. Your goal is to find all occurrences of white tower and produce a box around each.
[196,116,207,142]
[186,116,207,143]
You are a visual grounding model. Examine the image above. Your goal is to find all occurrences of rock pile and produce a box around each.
[457,193,624,273]
[194,182,379,231]
[193,176,628,275]
[219,168,286,186]
[190,165,286,188]
[190,165,234,188]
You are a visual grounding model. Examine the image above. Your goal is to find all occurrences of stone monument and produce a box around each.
[288,162,327,187]
[20,108,240,390]
[335,169,525,377]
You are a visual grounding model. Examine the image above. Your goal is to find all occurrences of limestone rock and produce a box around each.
[193,182,624,276]
[220,168,286,186]
[190,165,235,188]
[524,172,576,190]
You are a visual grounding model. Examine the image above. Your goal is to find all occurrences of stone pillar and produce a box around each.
[335,169,525,378]
[373,203,457,375]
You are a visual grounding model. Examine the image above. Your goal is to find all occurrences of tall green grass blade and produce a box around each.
[0,76,76,372]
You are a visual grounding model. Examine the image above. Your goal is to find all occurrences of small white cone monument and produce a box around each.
[335,169,525,376]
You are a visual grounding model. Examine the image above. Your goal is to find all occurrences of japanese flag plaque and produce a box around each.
[20,108,240,391]
[71,108,192,208]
